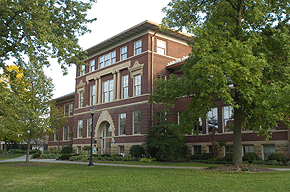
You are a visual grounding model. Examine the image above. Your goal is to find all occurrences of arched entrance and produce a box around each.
[100,122,112,154]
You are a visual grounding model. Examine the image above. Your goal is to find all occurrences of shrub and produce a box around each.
[122,156,134,161]
[61,145,73,154]
[277,162,284,166]
[0,149,3,153]
[190,154,201,160]
[266,160,277,165]
[49,148,60,154]
[200,153,212,160]
[130,145,144,159]
[40,154,59,159]
[139,157,156,162]
[82,146,91,153]
[8,149,25,154]
[58,153,73,160]
[243,161,249,164]
[32,152,41,159]
[224,153,233,162]
[69,154,89,161]
[285,162,290,166]
[242,153,261,163]
[252,160,266,164]
[267,153,287,164]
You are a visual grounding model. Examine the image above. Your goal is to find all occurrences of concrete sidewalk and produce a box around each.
[0,155,204,169]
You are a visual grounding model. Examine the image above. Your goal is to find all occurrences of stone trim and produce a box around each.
[128,60,144,78]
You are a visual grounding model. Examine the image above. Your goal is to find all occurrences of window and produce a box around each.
[157,111,166,124]
[193,146,201,154]
[243,145,254,154]
[87,118,92,137]
[69,103,73,116]
[79,91,84,108]
[90,60,95,72]
[90,85,95,105]
[264,145,275,160]
[207,108,218,133]
[99,56,104,69]
[119,146,125,157]
[78,120,83,138]
[121,46,127,60]
[134,74,141,96]
[157,39,166,55]
[63,127,67,140]
[64,104,68,116]
[208,146,214,156]
[68,126,72,140]
[103,79,114,103]
[135,40,142,55]
[133,111,141,134]
[105,53,110,66]
[119,113,126,135]
[195,118,203,133]
[223,106,234,132]
[54,130,59,141]
[80,65,85,75]
[157,74,166,80]
[111,51,116,64]
[225,145,233,153]
[122,75,128,99]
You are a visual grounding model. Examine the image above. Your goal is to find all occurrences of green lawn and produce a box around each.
[0,154,23,160]
[0,162,289,192]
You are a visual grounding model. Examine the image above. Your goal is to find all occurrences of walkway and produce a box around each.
[0,155,204,170]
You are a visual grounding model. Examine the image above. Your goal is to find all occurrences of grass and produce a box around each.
[0,154,23,160]
[0,162,290,191]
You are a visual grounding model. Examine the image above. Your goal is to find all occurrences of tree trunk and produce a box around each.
[232,99,243,167]
[26,137,31,164]
[3,141,7,156]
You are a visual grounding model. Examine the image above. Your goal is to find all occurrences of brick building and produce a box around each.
[48,21,289,160]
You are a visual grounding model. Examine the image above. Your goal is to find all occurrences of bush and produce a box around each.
[40,154,59,159]
[0,149,3,153]
[61,145,73,154]
[266,160,277,165]
[267,153,287,164]
[252,160,266,164]
[49,148,60,154]
[277,162,284,166]
[242,153,261,163]
[69,154,89,161]
[130,145,144,159]
[139,157,156,162]
[285,162,290,166]
[8,149,25,154]
[58,153,73,160]
[190,154,201,160]
[224,153,233,162]
[200,153,212,160]
[243,161,249,164]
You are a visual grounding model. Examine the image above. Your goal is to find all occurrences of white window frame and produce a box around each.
[157,39,166,55]
[69,103,73,116]
[121,46,127,60]
[90,60,95,72]
[135,40,142,55]
[105,53,110,67]
[111,51,116,64]
[263,145,275,160]
[68,126,72,140]
[80,65,85,75]
[134,74,141,96]
[206,108,218,134]
[99,56,104,69]
[79,91,84,108]
[63,127,67,141]
[90,85,96,106]
[78,120,83,138]
[133,111,141,134]
[223,106,233,132]
[122,75,128,99]
[87,118,92,138]
[64,104,68,116]
[119,113,126,135]
[103,79,114,103]
[157,74,166,80]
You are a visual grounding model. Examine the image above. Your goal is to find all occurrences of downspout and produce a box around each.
[151,29,159,127]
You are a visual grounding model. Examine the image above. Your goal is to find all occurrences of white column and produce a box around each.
[117,71,121,100]
[95,78,98,104]
[98,78,102,104]
[113,72,117,100]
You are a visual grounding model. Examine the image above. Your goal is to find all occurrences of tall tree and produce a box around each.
[151,0,290,166]
[0,0,96,73]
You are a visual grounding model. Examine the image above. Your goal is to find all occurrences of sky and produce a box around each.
[44,0,172,99]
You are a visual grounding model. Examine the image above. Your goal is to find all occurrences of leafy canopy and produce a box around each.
[0,0,97,74]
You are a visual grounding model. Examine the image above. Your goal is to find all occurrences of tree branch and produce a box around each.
[225,0,237,11]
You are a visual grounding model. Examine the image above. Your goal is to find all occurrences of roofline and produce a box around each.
[54,92,75,102]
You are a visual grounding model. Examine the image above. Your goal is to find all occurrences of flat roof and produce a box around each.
[85,20,194,57]
[54,92,75,103]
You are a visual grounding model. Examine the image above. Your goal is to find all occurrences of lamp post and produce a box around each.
[88,106,95,167]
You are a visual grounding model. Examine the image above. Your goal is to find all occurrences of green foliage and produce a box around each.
[0,149,3,153]
[267,153,287,164]
[200,153,213,160]
[145,113,187,162]
[266,160,278,165]
[190,154,201,160]
[58,153,73,160]
[155,0,290,167]
[69,154,89,161]
[82,146,91,152]
[139,157,157,162]
[121,156,134,161]
[49,148,60,154]
[0,0,97,73]
[243,153,261,163]
[61,145,73,154]
[39,153,59,159]
[32,151,42,159]
[224,153,233,162]
[252,160,267,165]
[130,145,144,159]
[285,162,290,166]
[7,149,26,154]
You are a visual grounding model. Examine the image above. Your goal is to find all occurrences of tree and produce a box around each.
[151,0,290,166]
[145,112,187,162]
[0,0,97,73]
